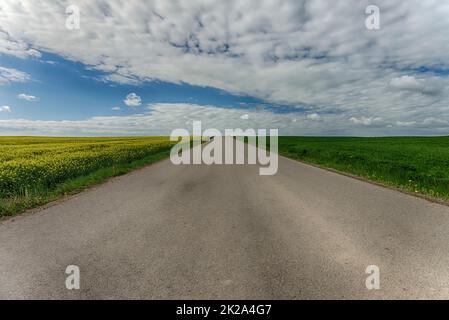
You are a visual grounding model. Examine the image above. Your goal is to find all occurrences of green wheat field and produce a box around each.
[278,136,449,201]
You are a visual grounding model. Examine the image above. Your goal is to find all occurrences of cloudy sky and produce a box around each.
[0,0,448,136]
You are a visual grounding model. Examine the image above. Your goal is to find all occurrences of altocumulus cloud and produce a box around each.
[0,1,449,134]
[0,67,30,85]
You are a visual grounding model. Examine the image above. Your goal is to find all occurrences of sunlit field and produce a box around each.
[0,137,174,217]
[279,136,449,201]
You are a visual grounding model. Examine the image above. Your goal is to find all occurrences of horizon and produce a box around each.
[2,134,449,138]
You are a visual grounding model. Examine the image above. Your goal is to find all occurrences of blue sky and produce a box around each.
[0,1,448,136]
[0,52,267,120]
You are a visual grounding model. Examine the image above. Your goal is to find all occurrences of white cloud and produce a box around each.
[0,106,11,113]
[240,114,250,120]
[112,106,121,111]
[389,76,443,95]
[18,93,38,101]
[396,121,416,127]
[0,1,448,134]
[124,93,142,107]
[349,116,383,126]
[390,76,423,91]
[307,113,321,121]
[0,103,444,136]
[0,67,30,85]
[422,117,448,126]
[0,31,41,59]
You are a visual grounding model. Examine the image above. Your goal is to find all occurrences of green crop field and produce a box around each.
[278,136,449,201]
[2,135,448,217]
[0,136,175,217]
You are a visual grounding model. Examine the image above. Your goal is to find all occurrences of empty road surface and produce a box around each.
[1,139,449,299]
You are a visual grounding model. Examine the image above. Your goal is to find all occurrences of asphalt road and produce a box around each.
[1,138,449,299]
